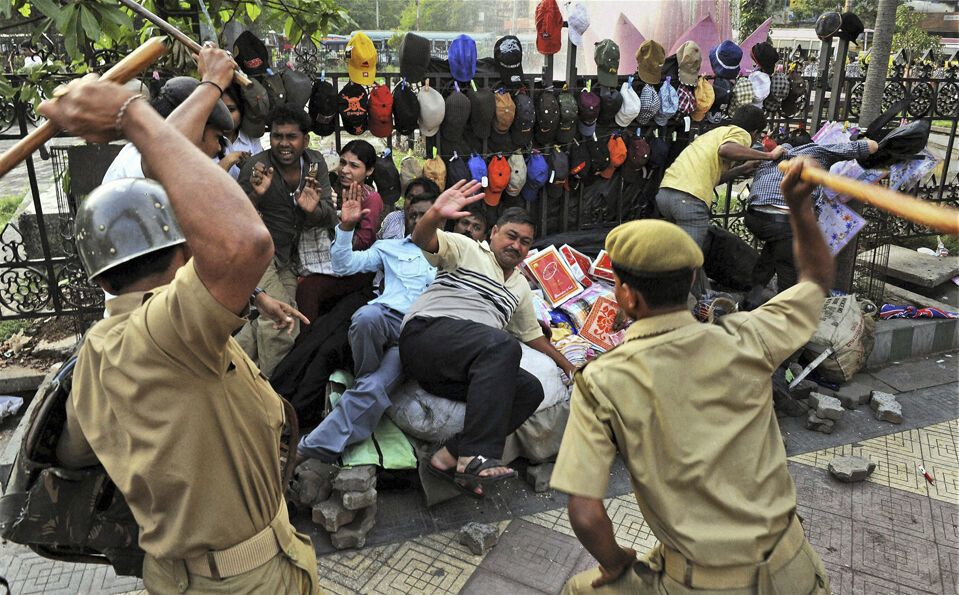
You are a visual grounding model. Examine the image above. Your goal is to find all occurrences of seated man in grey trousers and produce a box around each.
[296,185,439,462]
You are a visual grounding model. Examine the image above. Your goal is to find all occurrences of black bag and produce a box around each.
[858,120,930,169]
[703,225,758,291]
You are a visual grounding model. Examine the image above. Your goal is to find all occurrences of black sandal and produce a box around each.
[424,457,484,499]
[455,455,516,487]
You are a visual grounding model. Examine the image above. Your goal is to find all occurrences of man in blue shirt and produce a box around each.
[297,188,438,462]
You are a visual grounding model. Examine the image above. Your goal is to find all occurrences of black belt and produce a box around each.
[747,207,791,223]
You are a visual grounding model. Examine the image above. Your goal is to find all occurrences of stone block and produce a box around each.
[809,392,844,421]
[458,522,499,555]
[788,362,804,380]
[312,497,356,533]
[525,463,554,493]
[834,380,873,409]
[827,455,876,482]
[332,465,376,492]
[778,396,810,418]
[293,460,335,507]
[789,379,819,401]
[330,503,377,550]
[341,487,377,510]
[805,411,835,434]
[870,391,903,424]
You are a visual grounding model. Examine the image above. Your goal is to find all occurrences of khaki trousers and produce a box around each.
[236,258,299,378]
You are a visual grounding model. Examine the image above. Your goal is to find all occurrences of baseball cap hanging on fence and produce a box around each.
[750,41,778,75]
[417,82,445,137]
[636,84,659,125]
[690,76,714,122]
[233,31,270,76]
[392,82,420,136]
[399,33,431,83]
[493,91,516,134]
[816,12,842,40]
[445,153,471,188]
[838,12,864,43]
[556,91,577,143]
[748,71,771,107]
[282,69,312,109]
[535,91,560,145]
[654,77,678,126]
[346,32,376,85]
[506,152,527,196]
[468,87,496,139]
[600,135,627,178]
[594,39,621,88]
[442,89,471,142]
[486,154,511,206]
[373,150,401,205]
[338,82,369,135]
[521,152,549,201]
[546,149,568,198]
[511,92,536,148]
[598,85,623,126]
[423,153,447,191]
[468,153,488,186]
[709,40,742,79]
[567,2,590,48]
[616,81,641,127]
[449,35,477,83]
[494,36,524,87]
[368,84,394,138]
[535,0,564,56]
[308,78,337,136]
[635,40,665,85]
[677,41,701,85]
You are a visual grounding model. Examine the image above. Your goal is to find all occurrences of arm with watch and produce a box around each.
[251,287,310,334]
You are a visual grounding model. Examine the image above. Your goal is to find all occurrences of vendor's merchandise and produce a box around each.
[525,246,584,306]
[579,295,626,351]
[589,249,615,282]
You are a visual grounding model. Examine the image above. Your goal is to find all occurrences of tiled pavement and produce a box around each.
[0,357,955,594]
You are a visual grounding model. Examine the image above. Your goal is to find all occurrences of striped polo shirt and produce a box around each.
[403,230,543,342]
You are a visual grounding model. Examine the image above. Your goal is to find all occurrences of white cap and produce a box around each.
[567,2,589,48]
[615,81,641,127]
[417,84,446,138]
[749,71,771,106]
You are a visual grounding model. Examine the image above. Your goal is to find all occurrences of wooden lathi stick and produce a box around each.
[117,0,251,87]
[0,36,167,180]
[778,159,959,235]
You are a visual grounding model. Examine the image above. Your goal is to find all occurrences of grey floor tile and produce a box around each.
[930,498,959,548]
[790,461,854,516]
[799,505,854,568]
[938,545,958,595]
[851,482,936,541]
[869,356,959,393]
[851,521,944,594]
[852,571,942,594]
[479,520,584,593]
[822,562,854,595]
[460,568,548,595]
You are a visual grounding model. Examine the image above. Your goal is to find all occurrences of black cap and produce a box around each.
[489,129,515,154]
[154,77,233,133]
[597,86,623,126]
[373,151,401,206]
[233,31,270,76]
[511,92,535,149]
[585,137,610,174]
[622,136,650,183]
[308,79,337,136]
[578,89,600,122]
[445,153,471,187]
[399,33,431,82]
[546,149,569,198]
[750,41,778,74]
[468,87,496,140]
[442,91,471,142]
[569,141,590,179]
[839,12,864,42]
[648,137,669,168]
[661,54,679,83]
[494,36,524,87]
[338,82,369,135]
[535,92,560,146]
[392,82,420,136]
[816,12,842,40]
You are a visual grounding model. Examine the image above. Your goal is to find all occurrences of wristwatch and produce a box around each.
[250,287,265,307]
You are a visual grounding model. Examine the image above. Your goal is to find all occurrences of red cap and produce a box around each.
[485,155,511,206]
[535,0,563,56]
[600,136,627,179]
[368,84,393,138]
[762,135,778,152]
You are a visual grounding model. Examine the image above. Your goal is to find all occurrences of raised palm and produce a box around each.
[434,179,485,220]
[339,182,369,229]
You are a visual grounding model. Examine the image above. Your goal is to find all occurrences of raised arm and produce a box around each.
[331,186,384,276]
[781,158,835,292]
[412,179,484,253]
[718,142,785,163]
[39,64,273,315]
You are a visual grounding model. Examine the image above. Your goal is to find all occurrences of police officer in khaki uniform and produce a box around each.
[552,159,834,594]
[43,49,318,593]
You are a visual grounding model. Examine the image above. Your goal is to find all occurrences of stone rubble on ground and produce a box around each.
[833,379,874,409]
[827,455,877,482]
[805,411,836,434]
[312,496,356,533]
[809,392,844,421]
[292,463,379,550]
[290,460,336,508]
[789,378,819,401]
[458,522,499,555]
[341,487,377,510]
[870,391,904,424]
[333,465,377,492]
[525,463,554,493]
[330,503,378,550]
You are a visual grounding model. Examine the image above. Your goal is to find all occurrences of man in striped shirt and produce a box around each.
[399,180,577,497]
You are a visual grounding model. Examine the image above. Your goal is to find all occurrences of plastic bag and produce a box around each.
[0,396,23,420]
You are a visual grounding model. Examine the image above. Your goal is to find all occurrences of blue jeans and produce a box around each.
[297,303,405,462]
[655,188,711,298]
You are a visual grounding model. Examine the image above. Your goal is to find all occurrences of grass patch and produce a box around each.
[0,319,28,343]
[0,194,24,229]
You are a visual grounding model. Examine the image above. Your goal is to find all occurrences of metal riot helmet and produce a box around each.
[74,178,186,281]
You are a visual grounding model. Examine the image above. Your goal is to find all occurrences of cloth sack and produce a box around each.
[803,295,876,383]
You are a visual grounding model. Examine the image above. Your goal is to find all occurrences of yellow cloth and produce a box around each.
[659,125,752,204]
[551,281,825,566]
[59,260,315,575]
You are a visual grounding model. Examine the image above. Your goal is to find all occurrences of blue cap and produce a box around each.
[468,153,488,186]
[449,35,477,83]
[521,153,549,201]
[709,40,742,79]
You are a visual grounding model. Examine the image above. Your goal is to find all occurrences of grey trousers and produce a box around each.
[297,303,404,462]
[655,187,712,299]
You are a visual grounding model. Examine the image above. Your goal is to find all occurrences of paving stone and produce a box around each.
[851,522,943,592]
[332,465,376,492]
[805,411,836,434]
[461,569,548,595]
[479,520,584,593]
[861,244,959,287]
[834,379,874,409]
[312,497,356,533]
[827,455,876,482]
[458,522,500,555]
[790,378,820,400]
[292,460,335,507]
[330,503,377,550]
[870,390,904,424]
[525,463,554,493]
[341,487,377,511]
[809,392,844,420]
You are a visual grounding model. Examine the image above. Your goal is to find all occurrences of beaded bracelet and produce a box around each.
[198,80,224,97]
[114,94,144,133]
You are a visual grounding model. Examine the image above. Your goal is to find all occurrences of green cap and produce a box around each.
[594,39,620,88]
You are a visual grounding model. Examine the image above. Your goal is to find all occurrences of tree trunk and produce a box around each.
[834,0,899,292]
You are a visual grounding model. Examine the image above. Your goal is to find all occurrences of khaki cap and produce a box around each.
[606,219,703,275]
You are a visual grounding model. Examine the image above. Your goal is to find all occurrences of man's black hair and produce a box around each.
[268,104,311,134]
[96,245,180,294]
[408,190,438,206]
[612,264,693,309]
[729,105,766,135]
[404,177,440,197]
[495,206,535,230]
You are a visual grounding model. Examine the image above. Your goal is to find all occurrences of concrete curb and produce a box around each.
[868,318,959,369]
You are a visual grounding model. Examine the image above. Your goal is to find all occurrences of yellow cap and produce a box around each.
[606,220,703,275]
[346,33,377,85]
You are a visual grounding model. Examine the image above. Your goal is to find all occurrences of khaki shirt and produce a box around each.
[58,261,301,561]
[551,281,825,566]
[403,230,543,342]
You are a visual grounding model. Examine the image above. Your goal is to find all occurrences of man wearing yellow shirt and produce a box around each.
[554,159,833,594]
[656,105,786,297]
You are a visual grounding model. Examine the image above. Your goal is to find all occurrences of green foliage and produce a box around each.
[0,194,24,230]
[397,0,474,32]
[739,0,768,42]
[344,0,407,30]
[788,0,877,28]
[891,5,941,56]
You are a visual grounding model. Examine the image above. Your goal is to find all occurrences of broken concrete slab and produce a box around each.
[883,283,957,314]
[834,378,877,409]
[458,522,499,555]
[828,455,876,482]
[779,396,811,418]
[789,379,820,401]
[332,465,376,493]
[312,497,356,533]
[330,503,377,550]
[859,245,959,288]
[525,463,554,493]
[809,392,844,420]
[805,411,835,434]
[870,390,904,424]
[293,460,336,507]
[341,487,377,511]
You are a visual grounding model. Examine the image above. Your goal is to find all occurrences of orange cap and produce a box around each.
[600,136,628,179]
[485,155,511,206]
